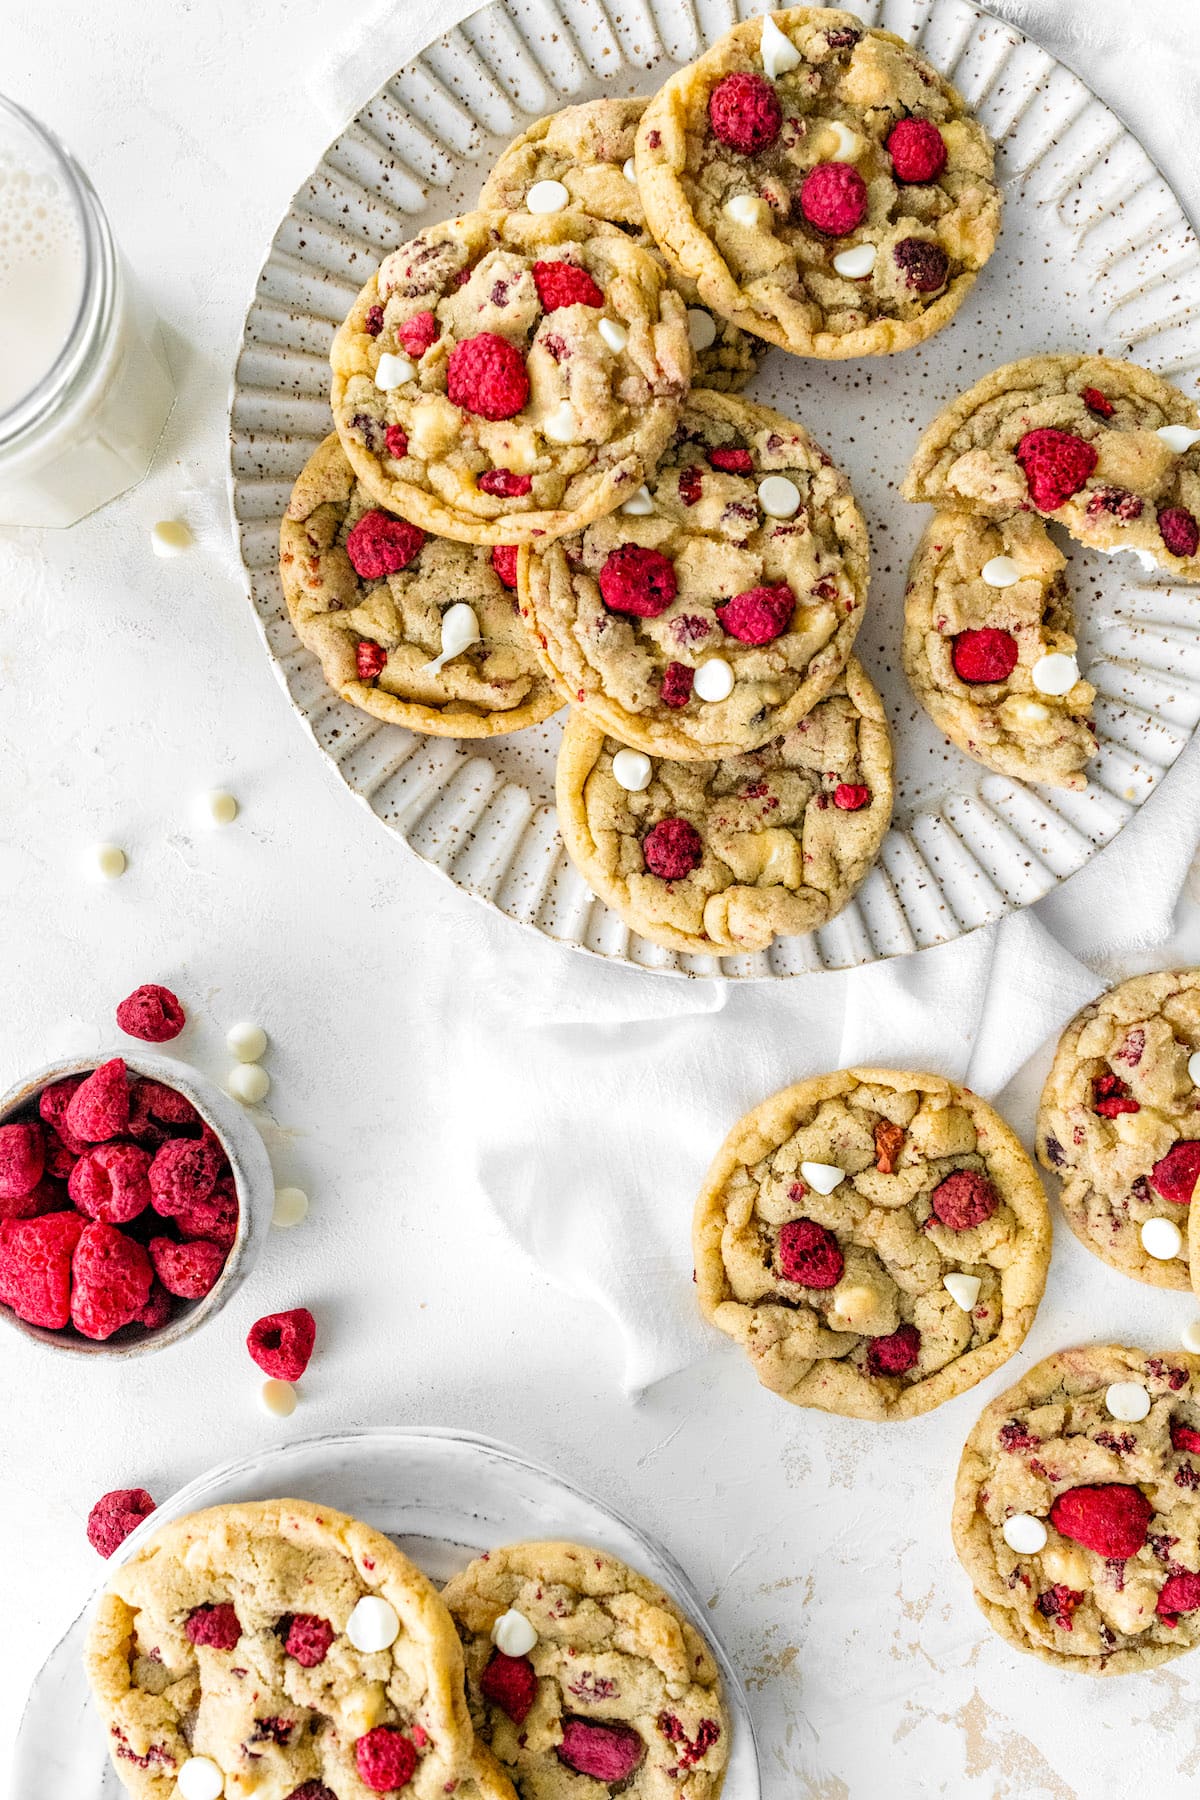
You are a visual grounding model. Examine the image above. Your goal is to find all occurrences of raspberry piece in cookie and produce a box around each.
[446,333,530,421]
[478,469,532,497]
[1080,386,1114,418]
[719,582,794,645]
[777,1218,844,1289]
[0,1121,44,1199]
[1159,506,1200,559]
[87,1487,156,1558]
[247,1307,317,1381]
[532,260,605,311]
[356,642,387,681]
[833,783,870,811]
[148,1135,222,1218]
[707,71,781,154]
[284,1613,335,1667]
[931,1169,998,1231]
[797,162,867,237]
[396,310,438,357]
[115,984,186,1043]
[708,445,754,474]
[480,1650,538,1724]
[886,117,947,183]
[69,1144,153,1225]
[599,543,678,618]
[70,1222,154,1339]
[642,817,703,880]
[491,545,519,589]
[660,661,695,708]
[558,1718,645,1782]
[185,1602,242,1649]
[1150,1141,1200,1203]
[65,1059,130,1144]
[1173,1421,1200,1454]
[1157,1571,1200,1620]
[149,1236,225,1300]
[892,237,949,293]
[1015,428,1099,511]
[952,628,1018,684]
[866,1323,921,1377]
[1049,1484,1153,1560]
[355,1726,417,1793]
[0,1210,86,1328]
[345,510,425,579]
[383,424,408,459]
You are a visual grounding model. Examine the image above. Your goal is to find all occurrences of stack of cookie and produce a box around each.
[279,6,1012,958]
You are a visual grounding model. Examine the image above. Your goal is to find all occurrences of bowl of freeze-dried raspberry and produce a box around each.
[0,1052,273,1355]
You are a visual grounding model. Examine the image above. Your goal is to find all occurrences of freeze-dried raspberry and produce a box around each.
[642,818,703,880]
[175,1177,239,1251]
[558,1719,645,1783]
[383,425,408,460]
[478,469,532,497]
[1086,485,1143,522]
[660,662,695,708]
[87,1487,156,1557]
[658,1714,720,1770]
[0,1211,85,1328]
[115,984,186,1043]
[1093,1071,1138,1117]
[874,1119,905,1174]
[492,546,519,589]
[186,1603,242,1650]
[149,1136,222,1218]
[355,1726,417,1792]
[345,511,425,579]
[0,1121,44,1199]
[364,304,385,337]
[39,1077,87,1155]
[71,1222,154,1340]
[132,1080,199,1129]
[719,582,794,645]
[952,628,1019,684]
[149,1236,226,1300]
[1159,506,1200,559]
[998,1420,1039,1453]
[446,333,530,420]
[777,1218,844,1289]
[1035,1584,1083,1627]
[1016,428,1098,511]
[69,1144,153,1225]
[678,465,704,507]
[0,1175,62,1222]
[1049,1484,1152,1559]
[1080,386,1114,418]
[1150,1141,1200,1203]
[247,1307,316,1380]
[708,445,754,475]
[137,1283,174,1330]
[1157,1571,1200,1619]
[356,642,388,681]
[40,1128,74,1182]
[284,1613,335,1667]
[532,260,605,311]
[834,784,870,811]
[886,117,947,183]
[286,1788,337,1800]
[598,544,678,618]
[397,310,438,357]
[480,1650,538,1723]
[797,162,868,236]
[866,1323,921,1376]
[1171,1421,1200,1455]
[65,1060,130,1144]
[708,71,782,154]
[930,1169,998,1231]
[892,237,949,292]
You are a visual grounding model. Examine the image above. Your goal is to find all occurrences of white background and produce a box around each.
[6,2,1200,1797]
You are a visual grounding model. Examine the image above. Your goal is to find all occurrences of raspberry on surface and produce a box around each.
[833,783,870,811]
[115,985,186,1043]
[660,662,695,708]
[0,1210,86,1328]
[247,1307,317,1381]
[480,1649,538,1723]
[39,1077,87,1154]
[532,260,605,311]
[642,817,704,881]
[65,1060,130,1144]
[719,582,795,644]
[557,1718,645,1783]
[356,642,388,681]
[1049,1483,1153,1559]
[149,1236,226,1301]
[478,469,533,497]
[866,1323,921,1377]
[383,425,408,460]
[1159,506,1200,559]
[952,628,1019,684]
[797,162,868,236]
[345,511,425,580]
[355,1726,418,1793]
[69,1144,153,1225]
[148,1136,222,1218]
[491,545,519,590]
[185,1602,242,1650]
[1015,428,1098,511]
[886,117,947,183]
[397,310,438,357]
[892,237,949,292]
[446,333,530,421]
[0,1121,45,1199]
[70,1222,154,1340]
[930,1169,998,1231]
[708,71,782,155]
[284,1613,335,1667]
[777,1218,844,1289]
[598,544,678,618]
[1150,1141,1200,1203]
[87,1488,156,1557]
[1157,1571,1200,1619]
[708,445,754,475]
[1080,386,1114,418]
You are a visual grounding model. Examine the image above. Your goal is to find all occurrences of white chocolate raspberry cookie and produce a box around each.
[519,389,868,758]
[84,1498,475,1800]
[479,97,763,393]
[953,1345,1200,1674]
[694,1069,1051,1420]
[555,659,891,955]
[1036,971,1200,1289]
[441,1541,729,1799]
[279,436,561,737]
[329,211,691,546]
[903,510,1095,788]
[904,354,1200,577]
[635,8,1001,359]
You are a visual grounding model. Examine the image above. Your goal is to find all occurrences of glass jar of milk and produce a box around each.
[0,94,174,527]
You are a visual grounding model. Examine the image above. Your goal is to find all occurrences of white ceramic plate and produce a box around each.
[229,0,1200,978]
[13,1427,760,1798]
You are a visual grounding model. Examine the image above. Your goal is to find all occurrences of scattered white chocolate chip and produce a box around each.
[693,657,735,702]
[259,1379,297,1418]
[178,1757,225,1800]
[492,1608,539,1657]
[943,1271,981,1313]
[598,317,628,353]
[1142,1217,1183,1260]
[981,555,1021,587]
[374,351,416,390]
[1187,1050,1200,1086]
[542,400,579,443]
[622,158,637,183]
[821,120,863,161]
[832,243,876,280]
[347,1595,400,1653]
[204,790,239,826]
[758,474,801,518]
[800,1160,844,1195]
[422,602,480,675]
[150,519,193,557]
[227,1022,268,1063]
[687,308,717,351]
[228,1063,271,1106]
[723,194,765,229]
[612,748,652,792]
[620,485,655,516]
[1105,1381,1151,1423]
[1031,651,1080,697]
[1002,1513,1048,1555]
[272,1186,309,1229]
[1156,425,1200,454]
[1182,1319,1200,1354]
[1100,543,1160,573]
[760,13,802,78]
[526,179,570,214]
[92,843,127,880]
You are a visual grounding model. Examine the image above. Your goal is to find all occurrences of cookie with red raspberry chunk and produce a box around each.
[954,1345,1200,1671]
[695,1067,1050,1419]
[636,10,1001,357]
[444,1540,728,1798]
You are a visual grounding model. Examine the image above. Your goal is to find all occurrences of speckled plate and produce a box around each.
[14,1426,760,1798]
[228,0,1200,978]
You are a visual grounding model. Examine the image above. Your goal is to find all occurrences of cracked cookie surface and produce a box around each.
[694,1068,1050,1420]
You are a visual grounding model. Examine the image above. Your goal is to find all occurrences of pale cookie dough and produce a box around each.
[555,659,891,955]
[694,1068,1051,1420]
[903,510,1095,788]
[84,1498,474,1800]
[635,8,1001,359]
[1036,971,1200,1289]
[442,1541,729,1800]
[329,210,691,545]
[479,96,763,392]
[280,435,562,737]
[953,1345,1200,1674]
[520,388,868,758]
[903,354,1200,578]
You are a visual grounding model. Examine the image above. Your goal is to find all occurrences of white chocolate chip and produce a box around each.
[620,485,654,516]
[686,308,717,351]
[150,519,193,557]
[723,194,765,230]
[422,602,480,675]
[374,351,416,390]
[1156,425,1200,453]
[1099,543,1160,572]
[758,474,801,518]
[1002,1513,1048,1555]
[1182,1320,1200,1354]
[227,1022,268,1063]
[541,400,579,444]
[981,555,1021,588]
[598,317,628,353]
[272,1186,309,1228]
[760,13,802,78]
[1190,1051,1200,1086]
[622,158,637,183]
[259,1379,297,1418]
[204,790,239,826]
[693,657,735,703]
[612,748,652,792]
[821,120,864,161]
[178,1757,225,1800]
[228,1064,270,1105]
[526,179,570,214]
[491,1608,539,1657]
[1105,1381,1151,1422]
[1142,1217,1183,1260]
[832,243,876,279]
[943,1271,981,1313]
[92,843,127,880]
[347,1595,400,1652]
[1031,652,1080,697]
[800,1160,844,1195]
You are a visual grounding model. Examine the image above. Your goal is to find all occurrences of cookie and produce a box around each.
[478,96,763,393]
[329,210,691,546]
[279,435,562,737]
[84,1498,475,1799]
[519,388,868,758]
[555,658,891,954]
[635,8,1001,359]
[694,1068,1051,1420]
[903,509,1095,788]
[953,1345,1200,1674]
[1036,971,1200,1289]
[441,1540,729,1799]
[903,353,1200,578]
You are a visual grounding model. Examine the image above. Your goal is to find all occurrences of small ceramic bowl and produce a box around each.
[0,1050,274,1357]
